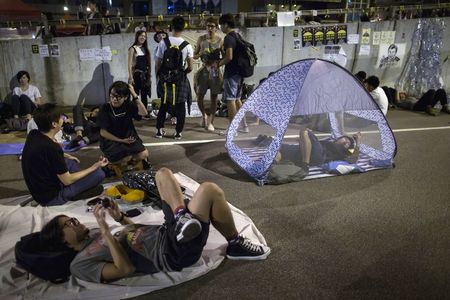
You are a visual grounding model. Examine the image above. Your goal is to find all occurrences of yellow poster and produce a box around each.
[361,28,371,44]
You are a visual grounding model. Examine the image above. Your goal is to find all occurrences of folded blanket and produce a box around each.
[0,173,267,300]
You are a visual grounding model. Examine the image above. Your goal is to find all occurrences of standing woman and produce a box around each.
[12,70,42,120]
[128,30,151,113]
[193,17,223,132]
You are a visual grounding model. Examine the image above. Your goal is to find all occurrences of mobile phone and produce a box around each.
[125,208,142,218]
[87,197,103,206]
[101,198,111,208]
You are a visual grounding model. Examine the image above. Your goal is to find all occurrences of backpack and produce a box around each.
[14,232,77,283]
[231,32,257,78]
[158,37,189,84]
[6,118,28,131]
[122,169,163,208]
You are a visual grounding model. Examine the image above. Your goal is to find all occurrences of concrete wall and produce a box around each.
[1,17,449,106]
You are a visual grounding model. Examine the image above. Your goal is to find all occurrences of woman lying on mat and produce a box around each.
[40,167,271,283]
[274,128,361,173]
[21,103,108,206]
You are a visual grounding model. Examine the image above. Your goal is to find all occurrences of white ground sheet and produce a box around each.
[0,173,268,300]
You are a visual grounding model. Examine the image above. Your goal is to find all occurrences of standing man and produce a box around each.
[218,13,248,134]
[21,103,107,206]
[155,16,194,140]
[193,17,223,132]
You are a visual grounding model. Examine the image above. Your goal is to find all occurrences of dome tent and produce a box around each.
[225,59,397,185]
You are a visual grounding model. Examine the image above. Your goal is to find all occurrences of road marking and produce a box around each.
[80,126,450,150]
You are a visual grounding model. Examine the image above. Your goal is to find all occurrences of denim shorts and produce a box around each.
[223,74,243,101]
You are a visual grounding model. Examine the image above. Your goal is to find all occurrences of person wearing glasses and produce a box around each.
[21,103,108,206]
[97,81,149,174]
[40,167,271,283]
[193,17,223,132]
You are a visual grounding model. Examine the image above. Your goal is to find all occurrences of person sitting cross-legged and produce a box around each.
[97,81,150,175]
[40,167,271,283]
[21,103,108,206]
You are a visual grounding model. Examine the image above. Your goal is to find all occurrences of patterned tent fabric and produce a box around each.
[225,59,397,185]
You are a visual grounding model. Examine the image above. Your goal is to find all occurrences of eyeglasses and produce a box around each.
[63,217,80,228]
[110,93,126,100]
[206,24,216,28]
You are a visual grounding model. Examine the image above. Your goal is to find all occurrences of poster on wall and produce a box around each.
[293,39,301,50]
[293,29,299,38]
[39,45,49,57]
[31,44,39,54]
[361,28,371,44]
[50,44,60,57]
[372,32,381,45]
[377,43,406,68]
[313,27,325,46]
[302,27,314,47]
[323,45,347,67]
[335,25,347,44]
[324,26,336,45]
[380,31,396,45]
[359,45,371,56]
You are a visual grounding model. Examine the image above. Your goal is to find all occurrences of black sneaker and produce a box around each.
[174,212,202,243]
[174,132,182,140]
[226,235,271,260]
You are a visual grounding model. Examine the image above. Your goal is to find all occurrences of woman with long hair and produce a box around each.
[128,30,151,112]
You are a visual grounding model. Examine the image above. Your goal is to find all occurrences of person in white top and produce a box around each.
[128,30,151,112]
[154,16,194,140]
[365,75,389,115]
[12,70,42,119]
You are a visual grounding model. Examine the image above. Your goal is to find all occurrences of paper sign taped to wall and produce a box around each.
[359,45,371,56]
[381,31,396,45]
[39,45,49,57]
[277,12,295,27]
[79,47,112,61]
[372,32,381,45]
[348,34,359,44]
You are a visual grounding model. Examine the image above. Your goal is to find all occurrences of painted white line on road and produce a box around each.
[80,126,450,150]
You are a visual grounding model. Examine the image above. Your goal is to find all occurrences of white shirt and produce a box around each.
[13,85,41,104]
[155,36,194,67]
[370,86,389,115]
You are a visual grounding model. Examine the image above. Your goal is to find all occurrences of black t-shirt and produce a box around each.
[223,31,241,78]
[97,100,140,139]
[21,130,68,204]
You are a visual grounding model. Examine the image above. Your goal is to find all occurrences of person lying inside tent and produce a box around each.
[274,128,361,173]
[40,167,271,283]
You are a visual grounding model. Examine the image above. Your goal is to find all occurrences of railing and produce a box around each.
[1,2,450,30]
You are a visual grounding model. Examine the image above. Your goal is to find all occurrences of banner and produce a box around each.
[301,27,313,47]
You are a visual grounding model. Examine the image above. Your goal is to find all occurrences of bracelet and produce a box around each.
[115,212,125,223]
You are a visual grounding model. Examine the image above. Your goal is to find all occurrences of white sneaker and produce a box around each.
[207,123,215,132]
[237,126,249,133]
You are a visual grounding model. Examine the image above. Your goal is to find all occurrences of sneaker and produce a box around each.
[174,132,182,140]
[175,212,202,243]
[226,235,271,261]
[237,126,249,133]
[207,123,215,132]
[155,129,165,138]
[425,106,440,116]
[171,117,177,125]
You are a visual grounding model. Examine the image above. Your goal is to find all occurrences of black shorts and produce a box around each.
[161,200,210,271]
[100,138,146,162]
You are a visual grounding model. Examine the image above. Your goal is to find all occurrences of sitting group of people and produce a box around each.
[18,81,270,284]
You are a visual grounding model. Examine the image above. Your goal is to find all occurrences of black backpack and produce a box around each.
[231,32,257,78]
[158,37,189,84]
[14,232,77,284]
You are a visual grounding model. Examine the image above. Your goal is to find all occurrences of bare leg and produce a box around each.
[197,93,207,127]
[299,128,312,165]
[187,182,238,241]
[155,167,185,213]
[208,94,217,125]
[132,149,149,162]
[227,99,238,123]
